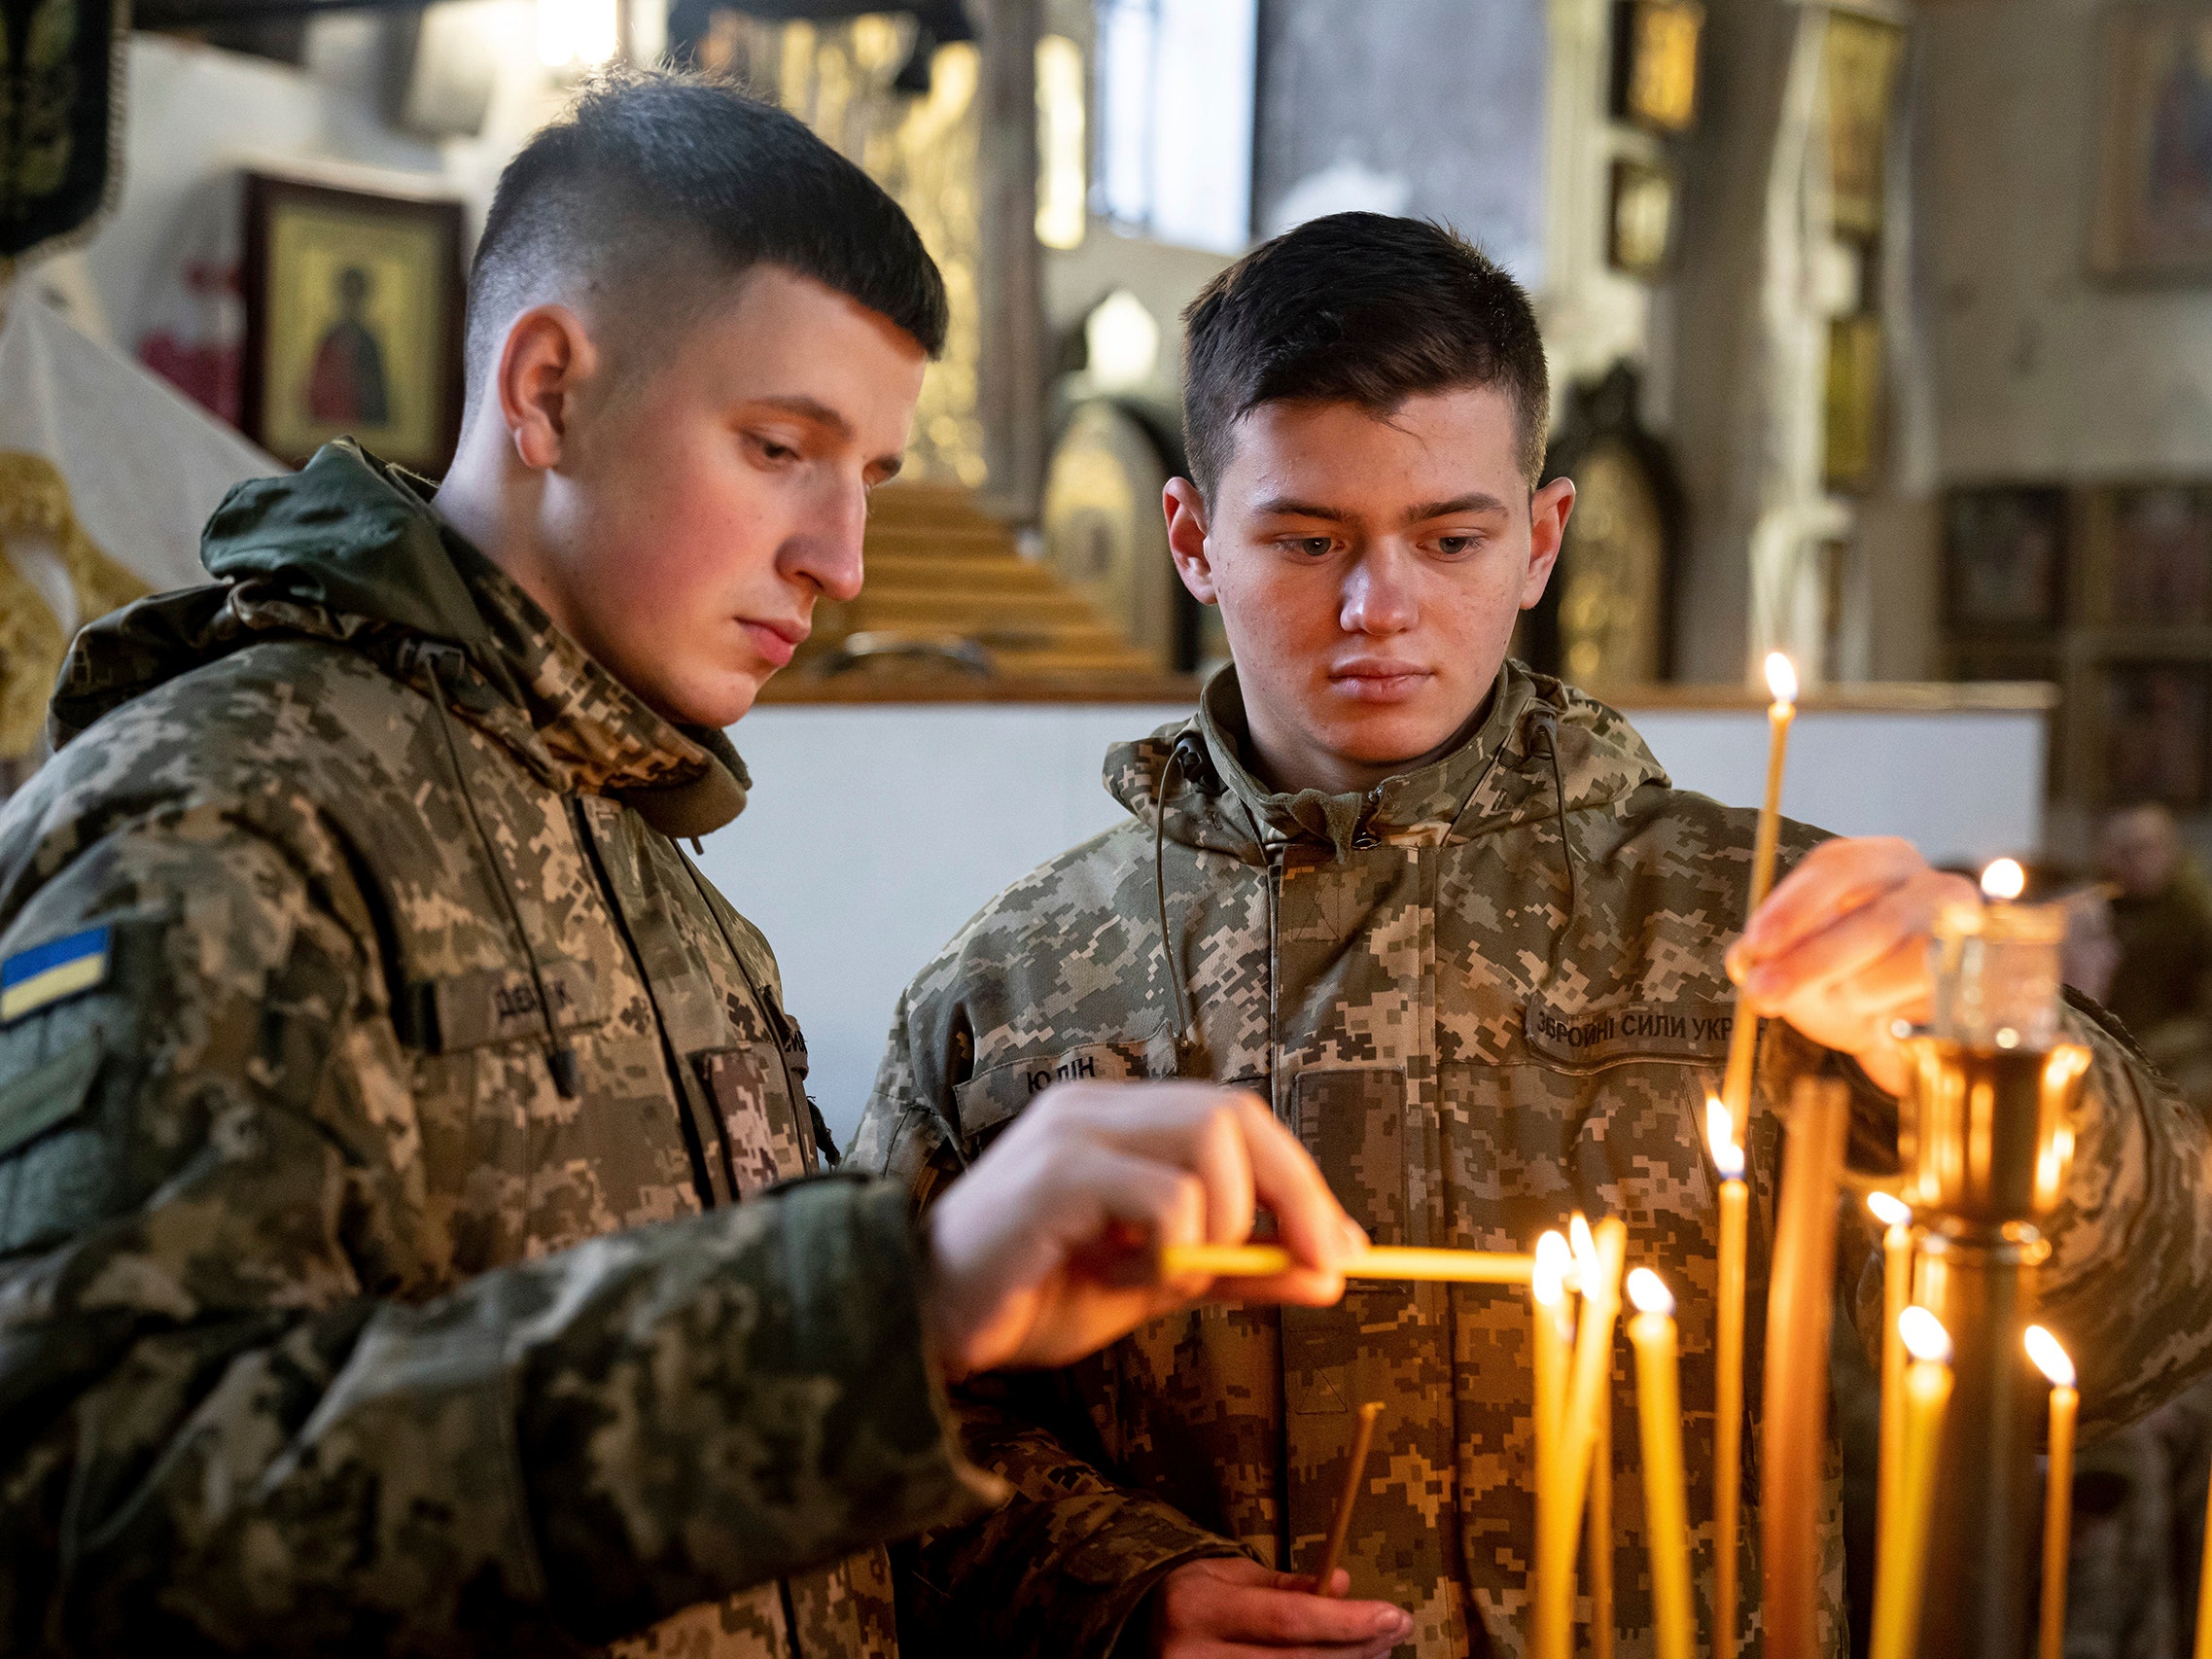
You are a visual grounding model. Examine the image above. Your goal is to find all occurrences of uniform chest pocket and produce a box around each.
[693,1043,813,1196]
[1295,1066,1410,1244]
[952,1027,1176,1157]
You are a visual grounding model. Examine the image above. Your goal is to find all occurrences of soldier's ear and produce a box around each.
[1164,477,1219,606]
[497,304,600,471]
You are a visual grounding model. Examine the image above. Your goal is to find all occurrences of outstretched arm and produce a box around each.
[1736,834,2212,1433]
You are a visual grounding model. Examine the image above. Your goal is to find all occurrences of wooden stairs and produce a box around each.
[763,482,1194,702]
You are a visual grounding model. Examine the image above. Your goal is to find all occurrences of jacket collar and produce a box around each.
[1195,665,1535,855]
[52,441,750,838]
[1106,660,1671,862]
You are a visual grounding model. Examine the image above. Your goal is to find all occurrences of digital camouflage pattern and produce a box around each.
[854,663,2212,1659]
[0,442,997,1656]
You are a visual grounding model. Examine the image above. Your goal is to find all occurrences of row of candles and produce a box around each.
[1523,1089,2095,1658]
[1179,650,2206,1650]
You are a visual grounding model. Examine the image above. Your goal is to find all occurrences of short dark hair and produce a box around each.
[1180,213,1550,497]
[465,69,946,401]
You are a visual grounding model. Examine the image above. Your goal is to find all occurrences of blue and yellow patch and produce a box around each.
[1,925,112,1023]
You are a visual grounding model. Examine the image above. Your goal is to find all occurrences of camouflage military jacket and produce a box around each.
[855,663,2212,1658]
[0,443,994,1656]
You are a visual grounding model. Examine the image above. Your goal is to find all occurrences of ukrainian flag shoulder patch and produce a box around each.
[1,925,113,1024]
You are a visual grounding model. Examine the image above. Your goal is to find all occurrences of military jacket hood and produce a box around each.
[48,440,750,838]
[1107,664,1669,862]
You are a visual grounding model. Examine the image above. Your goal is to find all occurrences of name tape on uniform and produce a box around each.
[1522,995,1735,1068]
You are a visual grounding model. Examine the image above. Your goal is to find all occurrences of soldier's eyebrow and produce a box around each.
[1251,496,1351,521]
[750,394,855,438]
[1403,492,1510,522]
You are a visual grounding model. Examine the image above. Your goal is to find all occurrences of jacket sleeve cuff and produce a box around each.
[899,1491,1246,1659]
[518,1176,1005,1641]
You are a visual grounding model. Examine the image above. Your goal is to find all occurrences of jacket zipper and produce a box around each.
[568,796,720,1213]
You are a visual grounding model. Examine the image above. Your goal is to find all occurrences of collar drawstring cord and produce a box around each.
[1152,730,1204,1055]
[1525,706,1580,972]
[426,654,580,1098]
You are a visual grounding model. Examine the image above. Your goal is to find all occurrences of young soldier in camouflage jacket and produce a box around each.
[0,78,1369,1657]
[852,216,2212,1657]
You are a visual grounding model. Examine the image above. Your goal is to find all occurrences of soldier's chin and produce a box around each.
[655,664,767,729]
[1328,710,1461,764]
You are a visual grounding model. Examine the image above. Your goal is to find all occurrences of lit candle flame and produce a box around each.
[1626,1266,1674,1317]
[1898,1306,1953,1365]
[1533,1230,1569,1305]
[2024,1324,2076,1390]
[1704,1094,1744,1180]
[1867,1191,1910,1230]
[1765,652,1798,709]
[1569,1213,1597,1268]
[1981,858,2026,902]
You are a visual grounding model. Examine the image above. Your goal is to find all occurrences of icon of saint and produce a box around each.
[305,265,390,426]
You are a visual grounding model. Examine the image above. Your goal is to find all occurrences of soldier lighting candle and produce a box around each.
[2024,1325,2077,1659]
[1626,1270,1695,1659]
[1719,652,1798,1131]
[1870,1309,1956,1659]
[1866,1191,1913,1546]
[1705,1095,1748,1659]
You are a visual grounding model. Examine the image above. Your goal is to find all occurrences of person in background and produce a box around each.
[2097,801,2212,1112]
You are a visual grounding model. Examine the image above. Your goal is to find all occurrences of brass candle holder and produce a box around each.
[1899,867,2092,1658]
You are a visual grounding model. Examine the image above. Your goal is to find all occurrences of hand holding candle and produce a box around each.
[1707,1095,1748,1659]
[1870,1308,1956,1659]
[1627,1269,1695,1659]
[2025,1325,2077,1659]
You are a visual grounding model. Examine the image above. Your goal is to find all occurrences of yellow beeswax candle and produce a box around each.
[1531,1231,1571,1535]
[2025,1325,2077,1659]
[1869,1309,1954,1659]
[1627,1269,1694,1659]
[1158,1242,1534,1284]
[1719,652,1798,1126]
[1707,1096,1748,1659]
[1591,1377,1614,1659]
[1867,1191,1913,1545]
[1760,1077,1849,1659]
[2196,1480,2212,1659]
[1535,1217,1626,1659]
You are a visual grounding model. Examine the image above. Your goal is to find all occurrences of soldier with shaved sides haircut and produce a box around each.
[854,213,2212,1658]
[0,72,1366,1657]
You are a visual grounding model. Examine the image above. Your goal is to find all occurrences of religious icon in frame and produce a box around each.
[1042,399,1186,672]
[2093,4,2212,279]
[1612,0,1704,135]
[1519,362,1682,690]
[1607,158,1678,279]
[240,173,466,475]
[1822,314,1884,492]
[2106,483,2212,623]
[1944,485,2068,631]
[1824,11,1906,242]
[2105,660,2212,806]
